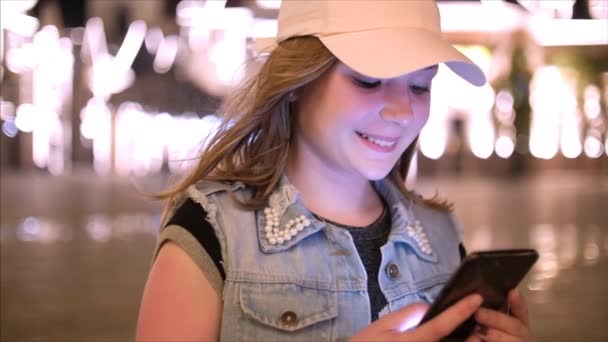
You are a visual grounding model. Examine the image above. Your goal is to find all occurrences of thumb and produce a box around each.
[409,294,483,341]
[377,302,430,332]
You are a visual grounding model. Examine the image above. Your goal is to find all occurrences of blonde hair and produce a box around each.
[154,36,450,222]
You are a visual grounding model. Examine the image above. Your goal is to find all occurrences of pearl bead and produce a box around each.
[262,207,311,245]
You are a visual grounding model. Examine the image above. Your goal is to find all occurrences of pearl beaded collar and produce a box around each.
[263,207,311,245]
[263,206,432,255]
[406,219,432,255]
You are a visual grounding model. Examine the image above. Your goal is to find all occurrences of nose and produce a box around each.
[380,86,413,125]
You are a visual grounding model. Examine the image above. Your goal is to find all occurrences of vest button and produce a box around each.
[280,311,298,327]
[386,262,400,279]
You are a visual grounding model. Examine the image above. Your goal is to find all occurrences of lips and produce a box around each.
[356,131,399,151]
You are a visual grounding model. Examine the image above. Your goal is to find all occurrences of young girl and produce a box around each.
[137,1,534,341]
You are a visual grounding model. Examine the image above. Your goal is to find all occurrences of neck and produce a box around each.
[286,146,384,227]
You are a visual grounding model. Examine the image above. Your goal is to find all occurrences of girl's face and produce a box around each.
[292,62,437,181]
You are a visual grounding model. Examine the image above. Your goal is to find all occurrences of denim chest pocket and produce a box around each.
[238,282,338,341]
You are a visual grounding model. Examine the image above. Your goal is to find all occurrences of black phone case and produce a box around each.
[419,249,539,340]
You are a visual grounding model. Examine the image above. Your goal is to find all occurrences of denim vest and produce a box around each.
[186,177,463,341]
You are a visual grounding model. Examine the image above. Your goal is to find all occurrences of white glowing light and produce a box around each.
[560,111,583,159]
[406,151,418,186]
[89,53,135,98]
[167,114,222,174]
[495,89,514,112]
[419,125,446,160]
[115,104,171,176]
[115,102,145,176]
[145,26,164,54]
[15,103,37,132]
[256,0,282,10]
[469,117,495,159]
[86,215,112,243]
[114,20,147,74]
[584,85,601,120]
[530,18,608,46]
[530,66,576,160]
[467,85,496,160]
[82,17,109,65]
[17,216,65,243]
[0,0,38,51]
[399,307,426,332]
[31,108,61,172]
[202,7,254,93]
[252,18,278,39]
[176,0,207,28]
[0,12,39,37]
[5,43,38,74]
[419,67,451,160]
[584,134,604,158]
[439,1,526,34]
[590,0,608,19]
[153,35,179,74]
[495,135,515,159]
[80,99,112,175]
[561,133,582,159]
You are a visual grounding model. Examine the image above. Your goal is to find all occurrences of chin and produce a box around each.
[359,167,392,181]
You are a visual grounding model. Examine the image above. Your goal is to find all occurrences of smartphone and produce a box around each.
[418,249,539,340]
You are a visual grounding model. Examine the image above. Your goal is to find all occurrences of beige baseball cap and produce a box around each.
[255,0,486,86]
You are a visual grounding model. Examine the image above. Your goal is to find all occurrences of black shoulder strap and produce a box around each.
[165,198,226,280]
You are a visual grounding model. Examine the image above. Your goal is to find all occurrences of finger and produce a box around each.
[474,326,523,342]
[475,308,526,338]
[408,294,483,341]
[379,302,430,332]
[508,289,529,327]
[465,333,483,342]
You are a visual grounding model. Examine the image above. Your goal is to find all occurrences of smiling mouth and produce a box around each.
[356,132,398,148]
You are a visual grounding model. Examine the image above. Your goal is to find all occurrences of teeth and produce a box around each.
[359,133,396,147]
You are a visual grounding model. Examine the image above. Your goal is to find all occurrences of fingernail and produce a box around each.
[470,294,483,306]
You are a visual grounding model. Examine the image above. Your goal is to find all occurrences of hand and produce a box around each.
[466,289,535,342]
[349,294,483,342]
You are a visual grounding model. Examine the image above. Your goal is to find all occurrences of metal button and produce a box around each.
[386,263,400,279]
[280,311,298,327]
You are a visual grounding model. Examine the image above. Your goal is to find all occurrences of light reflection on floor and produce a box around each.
[1,171,607,341]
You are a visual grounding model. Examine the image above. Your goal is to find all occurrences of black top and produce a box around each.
[165,198,467,321]
[314,207,392,321]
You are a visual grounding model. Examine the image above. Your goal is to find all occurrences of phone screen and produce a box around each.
[418,249,538,340]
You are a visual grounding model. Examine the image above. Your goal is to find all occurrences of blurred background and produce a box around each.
[0,0,606,341]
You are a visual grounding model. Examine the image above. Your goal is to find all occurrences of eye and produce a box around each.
[352,77,382,89]
[410,84,431,95]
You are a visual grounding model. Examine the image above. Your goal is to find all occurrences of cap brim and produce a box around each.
[254,37,278,55]
[319,28,486,86]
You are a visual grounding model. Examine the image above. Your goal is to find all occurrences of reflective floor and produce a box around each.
[1,170,607,341]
